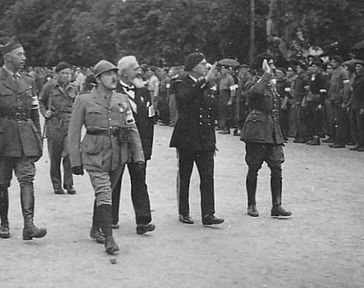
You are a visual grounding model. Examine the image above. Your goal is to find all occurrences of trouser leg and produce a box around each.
[47,133,63,190]
[270,165,282,207]
[195,150,215,217]
[176,150,194,216]
[62,155,73,187]
[111,167,124,225]
[128,162,152,225]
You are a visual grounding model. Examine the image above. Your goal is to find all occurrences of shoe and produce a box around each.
[136,223,156,234]
[64,185,76,195]
[271,206,292,217]
[247,205,259,217]
[329,143,345,148]
[179,215,194,224]
[233,129,241,136]
[23,224,47,240]
[293,138,306,143]
[112,223,120,229]
[54,188,65,194]
[357,146,364,152]
[202,214,224,225]
[218,130,230,135]
[349,145,359,151]
[322,138,333,143]
[346,141,355,146]
[90,227,105,244]
[306,137,320,145]
[0,222,10,239]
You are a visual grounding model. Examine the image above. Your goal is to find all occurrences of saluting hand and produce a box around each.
[205,62,218,83]
[262,59,272,75]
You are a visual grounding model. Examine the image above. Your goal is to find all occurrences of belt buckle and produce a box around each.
[14,112,22,121]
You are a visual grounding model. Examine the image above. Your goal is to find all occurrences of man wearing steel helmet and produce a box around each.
[68,60,145,254]
[0,37,46,240]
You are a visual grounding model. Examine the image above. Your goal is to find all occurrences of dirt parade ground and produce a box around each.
[0,124,363,288]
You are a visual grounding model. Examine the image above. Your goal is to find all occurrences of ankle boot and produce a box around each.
[246,168,258,212]
[97,204,119,255]
[21,185,47,240]
[90,200,105,244]
[0,187,10,239]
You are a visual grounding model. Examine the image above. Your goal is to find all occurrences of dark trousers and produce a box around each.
[112,162,152,225]
[353,109,364,147]
[176,149,215,217]
[333,103,349,145]
[294,105,309,141]
[306,101,323,137]
[47,129,73,190]
[245,143,285,207]
[280,107,290,140]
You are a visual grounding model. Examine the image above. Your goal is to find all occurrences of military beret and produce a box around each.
[0,36,22,55]
[55,62,72,72]
[184,52,205,72]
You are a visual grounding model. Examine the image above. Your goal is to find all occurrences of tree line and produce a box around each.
[0,0,363,67]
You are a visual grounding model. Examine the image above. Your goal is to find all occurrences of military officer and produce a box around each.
[39,62,77,194]
[68,60,145,254]
[241,54,292,218]
[169,52,224,226]
[0,37,47,240]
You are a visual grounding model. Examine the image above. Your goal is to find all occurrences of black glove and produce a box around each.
[72,166,84,175]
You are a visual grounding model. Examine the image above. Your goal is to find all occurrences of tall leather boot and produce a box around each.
[21,184,47,240]
[90,200,105,244]
[246,168,259,217]
[0,187,10,239]
[270,168,292,217]
[97,204,119,255]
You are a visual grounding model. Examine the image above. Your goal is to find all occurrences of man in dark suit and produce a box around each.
[170,52,224,226]
[0,37,46,240]
[241,54,292,218]
[111,55,155,235]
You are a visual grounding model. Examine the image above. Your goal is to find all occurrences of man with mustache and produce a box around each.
[68,60,145,254]
[0,37,46,240]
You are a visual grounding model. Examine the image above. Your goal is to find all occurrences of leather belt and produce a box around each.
[86,129,119,136]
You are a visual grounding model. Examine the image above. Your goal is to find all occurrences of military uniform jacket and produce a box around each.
[351,70,364,110]
[116,82,154,160]
[240,73,284,145]
[169,75,216,152]
[39,80,77,136]
[68,87,144,172]
[0,67,42,157]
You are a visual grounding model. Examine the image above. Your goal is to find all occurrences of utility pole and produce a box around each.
[249,0,255,66]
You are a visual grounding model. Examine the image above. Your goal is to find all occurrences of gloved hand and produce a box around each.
[72,166,84,175]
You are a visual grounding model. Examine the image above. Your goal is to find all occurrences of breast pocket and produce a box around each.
[242,113,266,141]
[85,107,104,127]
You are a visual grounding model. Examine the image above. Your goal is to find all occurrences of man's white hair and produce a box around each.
[117,55,138,74]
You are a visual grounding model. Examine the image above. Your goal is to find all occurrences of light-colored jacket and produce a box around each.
[68,87,144,172]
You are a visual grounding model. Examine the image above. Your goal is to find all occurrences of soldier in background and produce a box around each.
[39,62,77,195]
[0,37,46,240]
